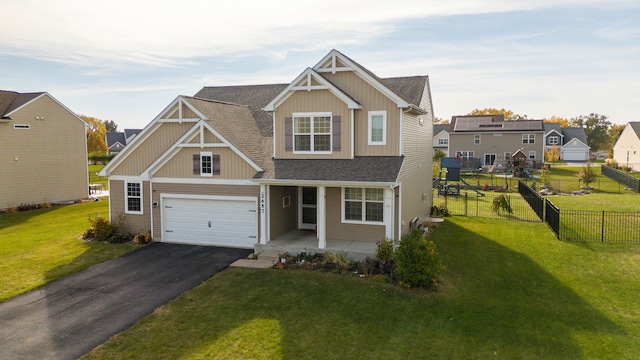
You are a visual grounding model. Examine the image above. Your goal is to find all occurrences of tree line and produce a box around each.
[434,108,624,153]
[81,115,118,154]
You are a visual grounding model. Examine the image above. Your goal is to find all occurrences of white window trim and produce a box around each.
[125,181,143,215]
[341,187,385,224]
[474,134,481,145]
[200,151,213,177]
[293,112,332,154]
[368,110,387,145]
[438,137,448,145]
[523,134,535,144]
[549,136,559,145]
[529,151,536,159]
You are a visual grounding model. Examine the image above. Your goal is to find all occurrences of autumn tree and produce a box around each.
[81,115,108,154]
[570,113,611,151]
[543,116,571,128]
[545,144,560,163]
[467,108,527,120]
[104,119,118,132]
[433,117,449,124]
[607,124,625,150]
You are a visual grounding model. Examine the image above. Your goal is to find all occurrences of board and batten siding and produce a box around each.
[150,183,260,240]
[322,71,401,157]
[109,180,152,235]
[268,186,298,240]
[166,102,199,119]
[274,90,351,159]
[111,122,194,176]
[325,187,385,242]
[0,95,88,210]
[153,147,256,179]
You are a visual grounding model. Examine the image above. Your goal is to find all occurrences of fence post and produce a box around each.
[601,210,605,242]
[464,193,468,217]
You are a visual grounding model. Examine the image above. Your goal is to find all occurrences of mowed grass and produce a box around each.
[0,200,135,301]
[85,218,640,359]
[89,164,109,190]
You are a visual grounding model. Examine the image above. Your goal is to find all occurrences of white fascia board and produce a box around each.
[544,129,564,137]
[152,177,256,186]
[7,92,88,126]
[252,179,399,188]
[263,68,361,111]
[562,138,590,150]
[313,50,410,109]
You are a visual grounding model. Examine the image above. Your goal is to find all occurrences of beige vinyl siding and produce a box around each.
[268,186,298,239]
[153,147,256,179]
[111,122,194,175]
[449,132,544,164]
[150,183,259,239]
[274,90,351,159]
[322,72,401,156]
[166,102,199,119]
[325,187,385,242]
[396,89,433,234]
[0,95,88,210]
[109,180,152,235]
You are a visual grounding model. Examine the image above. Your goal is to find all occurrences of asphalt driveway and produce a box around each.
[0,243,251,360]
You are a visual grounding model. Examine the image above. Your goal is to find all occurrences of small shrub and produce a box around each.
[372,274,388,283]
[394,229,444,289]
[87,215,115,241]
[431,203,450,217]
[376,238,394,263]
[107,234,131,244]
[132,232,152,245]
[491,194,513,215]
[358,258,378,277]
[335,251,350,271]
[576,163,598,187]
[322,251,338,266]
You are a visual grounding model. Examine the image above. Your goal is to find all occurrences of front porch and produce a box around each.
[255,229,378,261]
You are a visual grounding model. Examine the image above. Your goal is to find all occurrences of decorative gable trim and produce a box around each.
[158,97,206,123]
[544,129,564,138]
[313,50,410,109]
[562,137,590,150]
[263,68,362,111]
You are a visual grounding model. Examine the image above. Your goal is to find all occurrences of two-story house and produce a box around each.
[106,129,143,154]
[543,123,589,161]
[433,123,450,157]
[99,50,434,252]
[612,122,640,169]
[448,115,544,169]
[0,90,88,211]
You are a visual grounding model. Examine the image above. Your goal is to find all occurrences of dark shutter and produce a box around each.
[193,154,200,174]
[213,155,221,175]
[332,115,341,151]
[284,117,293,151]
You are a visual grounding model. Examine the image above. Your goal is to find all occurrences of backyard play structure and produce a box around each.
[437,157,485,196]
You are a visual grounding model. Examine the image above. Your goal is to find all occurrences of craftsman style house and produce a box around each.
[99,50,434,251]
[0,90,88,210]
[543,123,589,161]
[612,122,640,170]
[447,115,544,169]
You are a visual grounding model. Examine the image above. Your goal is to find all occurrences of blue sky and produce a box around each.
[1,0,639,130]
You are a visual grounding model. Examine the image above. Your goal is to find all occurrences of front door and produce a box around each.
[299,187,317,229]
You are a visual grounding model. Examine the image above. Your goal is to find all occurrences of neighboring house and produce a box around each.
[447,115,544,168]
[433,123,450,157]
[612,122,640,170]
[106,129,142,154]
[99,50,434,251]
[543,123,590,161]
[0,90,88,210]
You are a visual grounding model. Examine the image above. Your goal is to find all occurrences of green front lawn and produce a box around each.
[0,201,135,301]
[85,218,640,359]
[89,164,109,190]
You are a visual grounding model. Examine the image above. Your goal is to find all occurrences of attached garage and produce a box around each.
[161,195,257,248]
[562,149,589,161]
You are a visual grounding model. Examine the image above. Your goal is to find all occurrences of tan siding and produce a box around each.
[268,186,298,239]
[167,103,198,119]
[0,95,88,210]
[109,180,152,235]
[203,130,222,143]
[322,72,401,156]
[111,122,194,175]
[325,187,385,242]
[274,90,351,159]
[150,183,259,240]
[449,132,544,164]
[153,147,256,179]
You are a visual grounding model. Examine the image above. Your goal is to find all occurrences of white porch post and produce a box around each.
[259,184,268,244]
[317,185,327,249]
[384,187,394,239]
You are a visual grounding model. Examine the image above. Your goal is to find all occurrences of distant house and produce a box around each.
[106,129,142,154]
[0,90,88,210]
[543,123,589,161]
[433,123,450,157]
[447,115,544,169]
[99,50,434,251]
[612,122,640,170]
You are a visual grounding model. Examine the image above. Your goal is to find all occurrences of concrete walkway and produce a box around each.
[0,243,251,360]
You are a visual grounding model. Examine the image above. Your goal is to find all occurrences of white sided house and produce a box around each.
[613,122,640,170]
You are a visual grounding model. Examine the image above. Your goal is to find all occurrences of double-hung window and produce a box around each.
[438,138,448,145]
[125,181,142,214]
[522,134,535,144]
[368,111,386,145]
[293,113,331,153]
[343,187,384,223]
[474,134,481,145]
[548,136,559,145]
[200,152,213,176]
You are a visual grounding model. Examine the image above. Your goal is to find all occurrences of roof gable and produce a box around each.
[630,122,640,139]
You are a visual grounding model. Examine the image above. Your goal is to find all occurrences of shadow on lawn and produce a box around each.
[0,206,60,231]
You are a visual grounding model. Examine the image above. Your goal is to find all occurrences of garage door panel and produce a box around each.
[162,197,257,248]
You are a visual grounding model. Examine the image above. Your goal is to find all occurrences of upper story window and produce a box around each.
[438,138,448,145]
[548,136,559,145]
[125,181,142,214]
[474,134,481,145]
[522,134,535,144]
[368,111,386,145]
[193,153,220,176]
[294,112,331,153]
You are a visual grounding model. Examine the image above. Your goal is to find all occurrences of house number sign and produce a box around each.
[260,192,266,214]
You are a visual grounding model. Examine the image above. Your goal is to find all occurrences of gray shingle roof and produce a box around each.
[561,127,588,144]
[380,76,428,106]
[433,124,450,135]
[106,132,126,147]
[543,122,562,134]
[256,156,404,183]
[0,90,44,117]
[630,122,640,138]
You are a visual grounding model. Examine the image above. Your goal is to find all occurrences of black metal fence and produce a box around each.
[545,199,560,238]
[601,165,640,193]
[556,208,640,243]
[432,190,541,222]
[518,180,544,221]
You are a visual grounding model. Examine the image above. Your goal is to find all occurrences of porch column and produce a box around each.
[384,187,394,239]
[317,185,327,249]
[259,184,268,244]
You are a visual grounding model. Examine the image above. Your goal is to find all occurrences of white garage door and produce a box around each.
[162,196,257,248]
[563,150,588,161]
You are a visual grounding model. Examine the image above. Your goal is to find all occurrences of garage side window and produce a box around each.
[193,153,220,176]
[125,181,143,214]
